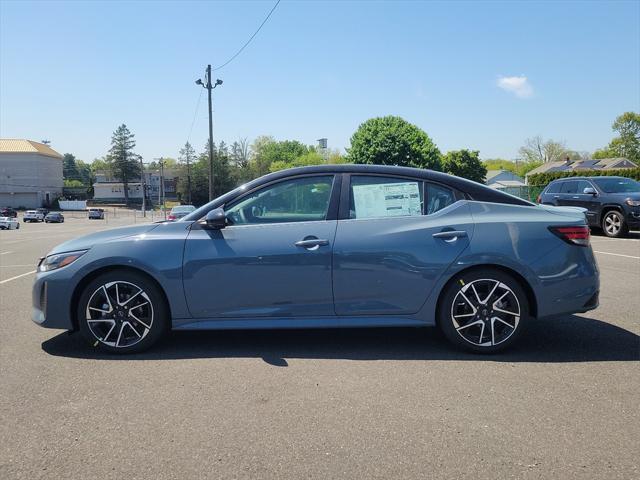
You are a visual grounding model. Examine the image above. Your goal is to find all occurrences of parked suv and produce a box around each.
[538,176,640,237]
[23,210,45,223]
[0,207,17,218]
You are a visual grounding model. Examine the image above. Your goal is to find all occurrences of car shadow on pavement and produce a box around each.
[42,314,639,365]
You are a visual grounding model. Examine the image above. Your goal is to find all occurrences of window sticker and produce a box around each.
[352,182,421,218]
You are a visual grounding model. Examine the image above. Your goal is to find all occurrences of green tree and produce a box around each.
[106,124,141,205]
[269,150,325,173]
[607,112,639,162]
[62,153,80,182]
[250,138,310,177]
[347,116,441,170]
[177,142,196,204]
[441,150,487,183]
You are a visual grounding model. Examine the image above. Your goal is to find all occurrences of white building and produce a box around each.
[0,139,63,208]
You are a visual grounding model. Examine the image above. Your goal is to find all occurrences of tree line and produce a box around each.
[61,111,639,206]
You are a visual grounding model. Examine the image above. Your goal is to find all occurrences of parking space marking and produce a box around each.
[0,264,36,268]
[593,251,640,259]
[0,270,36,285]
[0,251,12,255]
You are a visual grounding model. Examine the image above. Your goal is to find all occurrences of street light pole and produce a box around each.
[196,66,222,202]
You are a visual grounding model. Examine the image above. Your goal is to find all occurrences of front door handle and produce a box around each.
[295,238,329,250]
[432,230,467,242]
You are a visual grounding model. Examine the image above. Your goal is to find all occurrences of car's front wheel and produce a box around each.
[437,269,528,353]
[77,271,169,353]
[601,210,627,238]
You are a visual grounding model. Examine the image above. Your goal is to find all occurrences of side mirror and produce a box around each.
[583,187,597,195]
[203,207,226,229]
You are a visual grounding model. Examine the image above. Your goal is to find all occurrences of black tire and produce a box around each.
[437,268,529,353]
[77,270,169,353]
[601,210,627,238]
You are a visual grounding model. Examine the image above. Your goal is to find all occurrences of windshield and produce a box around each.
[593,177,640,193]
[172,206,195,213]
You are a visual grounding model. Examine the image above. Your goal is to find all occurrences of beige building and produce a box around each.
[0,139,63,208]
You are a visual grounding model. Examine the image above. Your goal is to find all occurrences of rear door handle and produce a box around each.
[295,238,329,249]
[432,230,467,242]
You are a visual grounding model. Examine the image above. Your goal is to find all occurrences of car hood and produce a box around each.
[606,192,640,200]
[48,223,160,255]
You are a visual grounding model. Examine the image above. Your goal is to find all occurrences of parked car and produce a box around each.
[32,165,599,354]
[37,207,49,217]
[87,208,105,220]
[0,216,20,229]
[167,205,196,221]
[23,210,45,222]
[537,176,640,237]
[45,212,65,223]
[0,207,18,218]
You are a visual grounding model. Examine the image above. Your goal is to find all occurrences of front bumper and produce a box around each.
[32,270,76,330]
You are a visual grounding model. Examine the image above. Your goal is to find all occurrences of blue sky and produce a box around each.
[1,0,639,163]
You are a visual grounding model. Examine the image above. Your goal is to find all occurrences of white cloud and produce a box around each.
[497,75,534,99]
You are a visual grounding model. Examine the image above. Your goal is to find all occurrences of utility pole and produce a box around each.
[140,156,146,217]
[160,158,166,220]
[186,151,192,205]
[196,66,222,201]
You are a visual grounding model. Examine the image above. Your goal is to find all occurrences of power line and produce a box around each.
[213,0,281,72]
[186,88,204,145]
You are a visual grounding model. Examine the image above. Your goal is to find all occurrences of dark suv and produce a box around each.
[538,176,640,237]
[0,207,18,218]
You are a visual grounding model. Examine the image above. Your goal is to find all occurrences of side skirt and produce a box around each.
[172,316,432,331]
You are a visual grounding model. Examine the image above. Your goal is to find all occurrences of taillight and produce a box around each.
[549,225,590,247]
[167,215,176,220]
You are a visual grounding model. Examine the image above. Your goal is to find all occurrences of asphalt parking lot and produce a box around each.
[1,213,638,479]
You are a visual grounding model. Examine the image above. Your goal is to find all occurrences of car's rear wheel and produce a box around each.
[601,210,627,238]
[437,269,528,353]
[77,271,168,353]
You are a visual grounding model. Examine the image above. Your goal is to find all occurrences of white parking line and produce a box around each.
[0,264,36,268]
[0,251,12,255]
[0,270,36,285]
[593,251,640,260]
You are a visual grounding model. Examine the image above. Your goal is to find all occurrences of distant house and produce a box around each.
[92,170,178,204]
[0,139,63,208]
[525,157,637,183]
[485,170,525,187]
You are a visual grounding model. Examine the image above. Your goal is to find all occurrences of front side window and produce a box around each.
[576,180,593,193]
[349,176,423,219]
[226,175,334,225]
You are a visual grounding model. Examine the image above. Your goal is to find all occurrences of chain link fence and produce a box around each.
[492,185,545,203]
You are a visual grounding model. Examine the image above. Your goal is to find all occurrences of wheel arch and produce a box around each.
[70,265,172,331]
[599,204,623,223]
[435,264,538,323]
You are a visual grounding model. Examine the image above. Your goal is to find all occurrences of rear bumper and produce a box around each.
[530,244,600,319]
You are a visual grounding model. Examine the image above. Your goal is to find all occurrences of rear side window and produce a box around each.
[546,182,562,194]
[561,181,578,193]
[349,176,423,219]
[426,183,456,214]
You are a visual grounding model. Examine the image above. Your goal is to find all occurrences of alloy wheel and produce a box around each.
[604,212,621,236]
[85,281,154,348]
[450,278,521,347]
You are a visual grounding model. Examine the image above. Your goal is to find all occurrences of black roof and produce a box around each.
[550,175,629,182]
[250,164,532,206]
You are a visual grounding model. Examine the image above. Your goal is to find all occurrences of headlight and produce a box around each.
[38,250,87,272]
[625,199,640,207]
